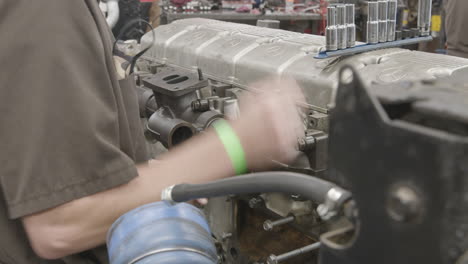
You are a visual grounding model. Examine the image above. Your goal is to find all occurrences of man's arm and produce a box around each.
[21,78,304,260]
[22,128,233,259]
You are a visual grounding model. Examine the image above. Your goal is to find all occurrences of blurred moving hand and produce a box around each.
[233,78,305,170]
[21,77,306,260]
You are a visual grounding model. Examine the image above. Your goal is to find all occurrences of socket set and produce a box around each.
[326,3,356,51]
[320,0,433,59]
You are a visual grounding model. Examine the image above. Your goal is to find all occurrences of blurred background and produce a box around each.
[101,0,445,54]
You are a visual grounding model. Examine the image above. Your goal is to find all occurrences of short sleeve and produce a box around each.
[0,0,148,219]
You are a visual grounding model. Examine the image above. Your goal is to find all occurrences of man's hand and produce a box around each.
[234,77,305,170]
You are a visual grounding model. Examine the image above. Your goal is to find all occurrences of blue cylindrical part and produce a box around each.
[107,201,217,264]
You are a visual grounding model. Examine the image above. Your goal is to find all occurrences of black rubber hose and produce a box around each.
[170,172,350,204]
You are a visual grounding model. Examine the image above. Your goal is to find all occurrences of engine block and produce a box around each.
[134,18,468,264]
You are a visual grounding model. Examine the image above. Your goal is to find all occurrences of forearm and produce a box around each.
[22,128,234,259]
[21,77,304,260]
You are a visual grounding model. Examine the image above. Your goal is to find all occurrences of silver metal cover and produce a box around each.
[142,18,468,112]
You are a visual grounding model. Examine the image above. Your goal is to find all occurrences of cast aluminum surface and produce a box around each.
[141,18,468,112]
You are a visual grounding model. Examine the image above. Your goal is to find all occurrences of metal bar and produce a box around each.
[263,216,295,231]
[267,242,321,264]
[315,36,433,59]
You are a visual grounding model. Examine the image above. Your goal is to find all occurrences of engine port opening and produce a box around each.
[171,125,195,146]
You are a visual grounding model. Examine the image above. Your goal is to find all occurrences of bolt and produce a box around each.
[316,204,329,218]
[267,255,280,264]
[263,216,295,231]
[248,197,264,209]
[298,136,316,151]
[291,194,306,201]
[191,99,210,112]
[266,242,321,264]
[221,232,232,241]
[387,184,423,222]
[343,200,359,221]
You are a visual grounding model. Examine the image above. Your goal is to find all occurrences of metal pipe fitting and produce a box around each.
[147,112,196,148]
[418,0,432,36]
[346,4,356,48]
[387,0,397,41]
[336,5,347,50]
[367,1,379,44]
[326,6,338,51]
[317,187,352,221]
[378,0,388,43]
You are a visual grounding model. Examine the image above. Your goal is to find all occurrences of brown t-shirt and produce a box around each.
[0,0,148,263]
[445,0,468,58]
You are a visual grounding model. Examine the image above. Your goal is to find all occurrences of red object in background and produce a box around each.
[171,0,191,6]
[140,0,154,2]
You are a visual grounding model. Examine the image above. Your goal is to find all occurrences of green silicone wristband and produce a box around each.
[212,120,248,175]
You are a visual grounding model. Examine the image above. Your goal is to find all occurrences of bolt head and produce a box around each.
[317,204,328,217]
[387,184,423,223]
[266,255,278,264]
[221,232,232,241]
[248,197,263,209]
[263,220,273,231]
[317,204,337,221]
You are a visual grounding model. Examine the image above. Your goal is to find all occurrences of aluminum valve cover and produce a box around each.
[141,18,468,112]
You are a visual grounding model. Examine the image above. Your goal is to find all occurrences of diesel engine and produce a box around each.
[124,18,468,264]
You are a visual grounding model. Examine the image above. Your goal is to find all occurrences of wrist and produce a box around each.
[212,120,248,175]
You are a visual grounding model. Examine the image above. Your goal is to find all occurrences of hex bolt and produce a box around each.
[267,242,321,264]
[387,184,424,222]
[248,197,264,209]
[191,99,210,112]
[298,136,316,151]
[263,216,295,231]
[316,204,330,219]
